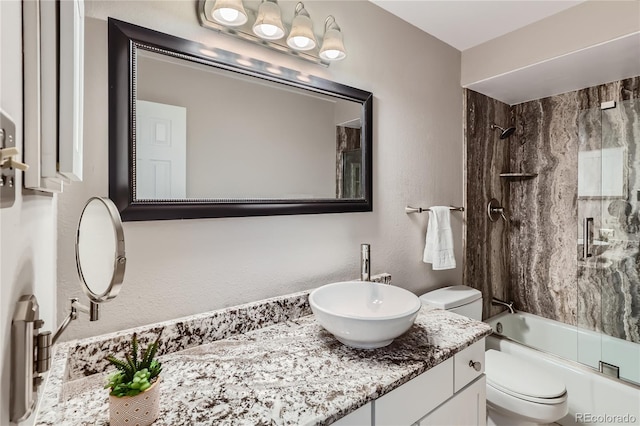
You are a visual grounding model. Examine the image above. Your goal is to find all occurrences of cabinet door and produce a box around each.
[375,358,454,426]
[332,402,372,426]
[419,375,486,426]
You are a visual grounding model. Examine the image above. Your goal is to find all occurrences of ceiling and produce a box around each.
[371,0,640,105]
[469,32,640,104]
[371,1,585,51]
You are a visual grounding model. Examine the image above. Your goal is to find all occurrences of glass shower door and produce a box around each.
[598,98,640,385]
[577,98,640,385]
[576,104,604,372]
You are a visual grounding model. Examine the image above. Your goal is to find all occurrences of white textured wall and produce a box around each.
[0,1,57,424]
[461,0,640,86]
[57,0,463,340]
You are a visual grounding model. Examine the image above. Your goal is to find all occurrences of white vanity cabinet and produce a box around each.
[343,338,486,426]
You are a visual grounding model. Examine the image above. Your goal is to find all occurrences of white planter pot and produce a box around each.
[108,377,161,426]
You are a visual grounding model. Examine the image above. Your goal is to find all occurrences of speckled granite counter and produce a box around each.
[35,279,491,426]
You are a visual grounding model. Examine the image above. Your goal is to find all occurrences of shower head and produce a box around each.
[491,124,516,139]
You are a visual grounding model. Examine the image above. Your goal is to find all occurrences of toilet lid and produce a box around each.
[419,285,481,309]
[486,350,566,401]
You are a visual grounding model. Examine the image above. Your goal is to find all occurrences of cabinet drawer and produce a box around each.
[375,357,453,426]
[453,338,485,392]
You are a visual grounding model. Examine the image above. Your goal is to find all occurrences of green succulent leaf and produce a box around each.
[131,333,139,370]
[106,355,133,377]
[105,332,163,398]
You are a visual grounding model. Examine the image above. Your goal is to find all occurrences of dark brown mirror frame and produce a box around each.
[108,18,373,221]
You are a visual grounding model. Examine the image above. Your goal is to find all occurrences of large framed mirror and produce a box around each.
[108,19,373,221]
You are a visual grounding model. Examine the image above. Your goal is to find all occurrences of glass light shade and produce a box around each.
[253,0,285,40]
[319,27,346,61]
[286,5,316,51]
[212,0,248,27]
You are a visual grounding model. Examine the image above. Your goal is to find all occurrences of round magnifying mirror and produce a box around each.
[76,197,126,303]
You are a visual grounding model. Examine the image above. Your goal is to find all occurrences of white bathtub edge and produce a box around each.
[487,335,640,426]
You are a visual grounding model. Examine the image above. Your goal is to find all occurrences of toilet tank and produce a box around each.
[419,285,483,321]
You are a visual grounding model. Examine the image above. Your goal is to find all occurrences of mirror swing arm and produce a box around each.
[108,18,373,221]
[52,298,99,344]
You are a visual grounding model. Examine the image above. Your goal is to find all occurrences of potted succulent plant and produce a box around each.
[105,332,163,426]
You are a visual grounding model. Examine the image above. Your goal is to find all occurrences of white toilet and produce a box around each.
[420,285,568,426]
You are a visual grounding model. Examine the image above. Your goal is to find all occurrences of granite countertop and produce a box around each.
[35,279,491,426]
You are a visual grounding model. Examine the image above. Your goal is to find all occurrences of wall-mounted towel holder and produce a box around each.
[405,206,464,214]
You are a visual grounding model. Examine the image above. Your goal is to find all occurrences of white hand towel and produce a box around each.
[422,206,456,270]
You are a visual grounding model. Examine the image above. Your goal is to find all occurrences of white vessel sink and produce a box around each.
[309,281,421,349]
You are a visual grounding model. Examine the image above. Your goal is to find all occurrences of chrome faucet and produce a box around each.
[491,297,516,314]
[360,243,371,281]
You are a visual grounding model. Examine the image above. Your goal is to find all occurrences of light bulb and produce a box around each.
[219,8,239,23]
[292,36,311,49]
[323,50,340,60]
[259,24,278,37]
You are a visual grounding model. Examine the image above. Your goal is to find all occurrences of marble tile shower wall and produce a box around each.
[465,77,640,344]
[508,92,581,325]
[464,90,512,319]
[335,126,361,198]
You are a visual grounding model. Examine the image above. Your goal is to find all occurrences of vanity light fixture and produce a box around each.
[211,0,248,27]
[319,16,346,61]
[198,0,347,65]
[253,0,286,40]
[286,2,316,51]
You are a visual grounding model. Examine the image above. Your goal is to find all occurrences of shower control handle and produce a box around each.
[487,198,507,222]
[583,217,593,259]
[469,360,482,372]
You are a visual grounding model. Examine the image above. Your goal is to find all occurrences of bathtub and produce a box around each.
[485,311,640,426]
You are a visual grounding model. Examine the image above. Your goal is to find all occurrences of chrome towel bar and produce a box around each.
[405,206,464,214]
